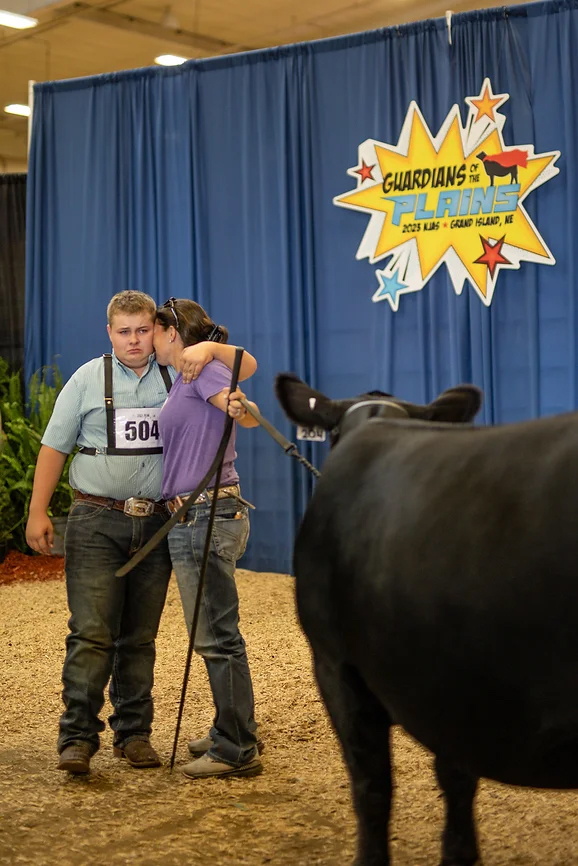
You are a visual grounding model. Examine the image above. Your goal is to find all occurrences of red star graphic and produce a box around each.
[474,235,511,279]
[354,160,375,182]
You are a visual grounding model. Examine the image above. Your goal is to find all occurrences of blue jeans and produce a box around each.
[168,497,257,767]
[58,501,172,754]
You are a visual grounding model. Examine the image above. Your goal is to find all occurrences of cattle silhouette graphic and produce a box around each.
[477,148,528,185]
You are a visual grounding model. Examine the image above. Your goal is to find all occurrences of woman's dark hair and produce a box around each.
[156,299,229,347]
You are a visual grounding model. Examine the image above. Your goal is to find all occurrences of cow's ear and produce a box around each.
[425,385,483,423]
[275,373,345,430]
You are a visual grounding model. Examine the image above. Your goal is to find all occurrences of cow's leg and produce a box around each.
[434,755,479,866]
[314,654,392,866]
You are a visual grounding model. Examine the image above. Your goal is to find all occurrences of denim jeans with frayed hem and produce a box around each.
[57,501,172,754]
[168,497,258,767]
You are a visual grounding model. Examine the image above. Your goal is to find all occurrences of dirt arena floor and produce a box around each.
[1,556,577,866]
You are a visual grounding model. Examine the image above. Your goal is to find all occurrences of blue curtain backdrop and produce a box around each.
[26,0,578,573]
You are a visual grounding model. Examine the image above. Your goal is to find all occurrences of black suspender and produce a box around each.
[158,363,172,392]
[78,354,171,456]
[104,352,115,451]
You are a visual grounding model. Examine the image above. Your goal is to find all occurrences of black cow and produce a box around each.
[275,372,578,866]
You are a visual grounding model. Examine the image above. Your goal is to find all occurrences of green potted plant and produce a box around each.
[0,358,73,557]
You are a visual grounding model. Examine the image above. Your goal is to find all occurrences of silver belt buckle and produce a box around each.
[124,497,154,517]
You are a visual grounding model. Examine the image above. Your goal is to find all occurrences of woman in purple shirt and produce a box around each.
[154,298,263,779]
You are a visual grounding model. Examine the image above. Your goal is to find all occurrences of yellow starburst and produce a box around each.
[335,106,558,300]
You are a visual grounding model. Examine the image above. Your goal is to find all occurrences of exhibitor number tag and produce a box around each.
[114,408,162,449]
[296,426,326,442]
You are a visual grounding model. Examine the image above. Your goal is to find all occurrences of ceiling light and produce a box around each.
[4,104,30,117]
[0,10,38,29]
[154,54,188,66]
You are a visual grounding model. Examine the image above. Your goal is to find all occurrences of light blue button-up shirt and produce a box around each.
[42,353,175,500]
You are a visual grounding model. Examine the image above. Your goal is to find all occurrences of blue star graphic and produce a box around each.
[374,270,408,309]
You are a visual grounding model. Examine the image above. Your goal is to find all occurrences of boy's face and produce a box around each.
[107,312,155,372]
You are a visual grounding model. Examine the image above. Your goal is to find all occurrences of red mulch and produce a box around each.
[0,549,65,585]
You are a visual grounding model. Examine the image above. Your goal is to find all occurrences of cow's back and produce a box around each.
[294,413,578,787]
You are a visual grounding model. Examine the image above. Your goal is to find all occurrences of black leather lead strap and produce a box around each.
[237,397,321,479]
[237,398,294,451]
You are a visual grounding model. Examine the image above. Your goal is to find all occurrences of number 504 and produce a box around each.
[125,419,160,441]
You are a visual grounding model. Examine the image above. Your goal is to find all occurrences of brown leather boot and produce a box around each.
[113,739,161,768]
[58,743,93,774]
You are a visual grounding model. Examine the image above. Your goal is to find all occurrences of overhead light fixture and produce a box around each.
[154,54,188,66]
[0,10,38,29]
[4,103,31,117]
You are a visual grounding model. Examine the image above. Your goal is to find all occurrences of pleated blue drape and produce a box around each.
[26,1,578,572]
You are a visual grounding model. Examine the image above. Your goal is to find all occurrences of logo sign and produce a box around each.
[334,80,560,310]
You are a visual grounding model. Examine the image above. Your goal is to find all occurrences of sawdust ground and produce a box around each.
[0,566,577,865]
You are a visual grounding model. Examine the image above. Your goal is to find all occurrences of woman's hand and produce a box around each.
[227,388,249,420]
[209,387,260,428]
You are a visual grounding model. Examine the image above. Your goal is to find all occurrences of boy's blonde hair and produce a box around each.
[107,291,156,325]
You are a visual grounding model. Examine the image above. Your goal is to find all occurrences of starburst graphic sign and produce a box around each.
[334,80,560,311]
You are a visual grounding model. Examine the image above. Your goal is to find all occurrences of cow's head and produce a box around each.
[275,373,482,444]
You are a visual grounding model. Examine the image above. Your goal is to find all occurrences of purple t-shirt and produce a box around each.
[159,360,239,499]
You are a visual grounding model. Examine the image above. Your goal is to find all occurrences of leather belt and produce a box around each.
[73,490,167,517]
[166,484,254,517]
